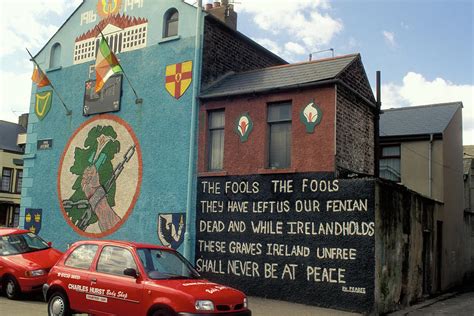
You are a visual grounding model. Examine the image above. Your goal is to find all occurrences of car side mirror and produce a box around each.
[47,241,52,247]
[123,268,138,278]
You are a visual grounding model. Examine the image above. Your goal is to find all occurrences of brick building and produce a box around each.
[198,54,376,176]
[0,120,26,227]
[195,54,379,313]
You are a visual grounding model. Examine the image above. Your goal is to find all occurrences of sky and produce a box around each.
[0,0,472,144]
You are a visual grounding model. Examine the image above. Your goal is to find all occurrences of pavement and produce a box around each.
[248,297,360,316]
[388,284,474,316]
[0,294,360,316]
[0,292,45,316]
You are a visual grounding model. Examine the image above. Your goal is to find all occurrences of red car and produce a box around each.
[44,240,250,316]
[0,228,63,299]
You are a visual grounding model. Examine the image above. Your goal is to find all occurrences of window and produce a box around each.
[380,145,401,182]
[97,246,137,276]
[65,244,98,270]
[15,170,23,193]
[50,43,62,68]
[208,110,225,171]
[1,168,13,192]
[163,8,179,38]
[267,102,292,169]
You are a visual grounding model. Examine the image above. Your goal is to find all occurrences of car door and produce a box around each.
[87,245,143,316]
[60,244,99,312]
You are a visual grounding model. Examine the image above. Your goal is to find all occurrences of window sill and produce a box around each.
[199,171,228,177]
[0,190,16,194]
[257,168,296,175]
[158,35,181,44]
[46,66,62,73]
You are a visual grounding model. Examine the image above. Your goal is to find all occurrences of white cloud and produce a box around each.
[0,0,81,57]
[236,0,342,52]
[253,38,281,56]
[285,42,306,55]
[382,72,474,145]
[0,71,32,122]
[254,39,312,63]
[382,30,396,48]
[0,0,81,122]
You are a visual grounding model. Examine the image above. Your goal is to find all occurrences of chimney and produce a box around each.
[206,0,237,30]
[18,113,28,130]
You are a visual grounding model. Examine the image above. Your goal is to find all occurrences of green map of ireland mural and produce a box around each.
[58,116,141,237]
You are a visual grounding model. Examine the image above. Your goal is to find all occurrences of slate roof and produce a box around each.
[380,102,462,138]
[200,54,359,99]
[0,120,26,153]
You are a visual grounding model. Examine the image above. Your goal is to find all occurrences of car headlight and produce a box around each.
[243,297,248,308]
[25,269,46,277]
[195,300,214,311]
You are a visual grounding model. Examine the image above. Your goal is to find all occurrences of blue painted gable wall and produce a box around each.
[22,0,202,259]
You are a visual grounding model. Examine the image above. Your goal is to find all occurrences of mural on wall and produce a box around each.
[196,173,375,313]
[35,91,53,120]
[165,61,193,100]
[24,208,42,234]
[58,115,142,237]
[157,213,186,249]
[74,12,148,65]
[97,0,122,18]
[300,100,323,133]
[235,113,253,142]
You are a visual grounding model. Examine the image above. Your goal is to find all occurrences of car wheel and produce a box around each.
[3,276,20,300]
[151,307,175,316]
[48,292,71,316]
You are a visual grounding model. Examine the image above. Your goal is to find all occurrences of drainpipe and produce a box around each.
[429,133,433,197]
[374,71,381,178]
[184,0,203,261]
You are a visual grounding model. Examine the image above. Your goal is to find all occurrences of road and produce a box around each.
[0,294,359,316]
[2,291,474,315]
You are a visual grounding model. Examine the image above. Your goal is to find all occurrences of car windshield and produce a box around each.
[137,248,200,280]
[0,232,50,256]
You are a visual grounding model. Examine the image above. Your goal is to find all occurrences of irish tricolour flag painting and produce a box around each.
[95,35,122,93]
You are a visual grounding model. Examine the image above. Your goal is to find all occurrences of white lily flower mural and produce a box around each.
[235,113,253,142]
[300,100,323,133]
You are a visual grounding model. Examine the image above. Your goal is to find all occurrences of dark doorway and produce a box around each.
[422,230,432,294]
[436,221,443,291]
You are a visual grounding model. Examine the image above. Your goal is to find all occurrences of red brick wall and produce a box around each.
[198,86,337,176]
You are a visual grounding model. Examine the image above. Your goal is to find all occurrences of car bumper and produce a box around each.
[178,310,251,316]
[42,283,49,301]
[17,275,48,292]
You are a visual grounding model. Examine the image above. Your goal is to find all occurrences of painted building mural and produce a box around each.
[74,14,148,65]
[21,0,200,253]
[196,173,375,313]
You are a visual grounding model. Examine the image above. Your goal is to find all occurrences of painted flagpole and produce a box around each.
[97,30,143,104]
[26,48,72,116]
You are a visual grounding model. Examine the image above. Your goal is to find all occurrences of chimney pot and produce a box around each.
[205,3,213,10]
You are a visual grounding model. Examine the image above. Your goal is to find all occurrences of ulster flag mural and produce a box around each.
[165,61,193,100]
